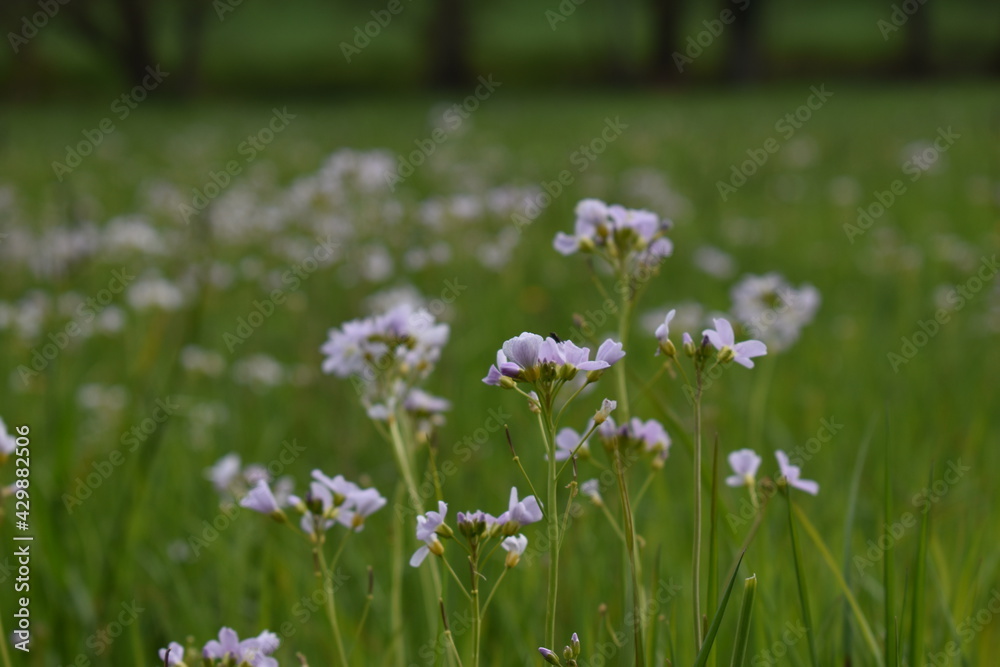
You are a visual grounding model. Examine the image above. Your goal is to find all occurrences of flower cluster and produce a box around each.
[553,199,673,270]
[656,309,768,370]
[204,453,294,504]
[410,487,541,567]
[159,627,279,667]
[596,416,672,468]
[483,332,624,391]
[321,302,451,432]
[730,272,820,353]
[238,468,387,536]
[539,631,582,666]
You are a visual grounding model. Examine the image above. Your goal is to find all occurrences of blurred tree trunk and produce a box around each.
[114,0,155,87]
[177,0,208,95]
[647,0,684,83]
[723,0,763,82]
[426,0,471,87]
[901,2,931,77]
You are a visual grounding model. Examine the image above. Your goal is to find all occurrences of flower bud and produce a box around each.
[539,648,561,665]
[499,376,516,390]
[571,632,581,656]
[435,523,454,539]
[505,551,520,569]
[658,339,677,358]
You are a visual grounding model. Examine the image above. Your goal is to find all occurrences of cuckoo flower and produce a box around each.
[202,628,279,667]
[498,487,543,527]
[726,449,762,488]
[502,534,528,568]
[411,501,448,567]
[775,450,819,495]
[702,317,767,369]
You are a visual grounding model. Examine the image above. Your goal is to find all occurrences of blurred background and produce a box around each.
[2,0,999,98]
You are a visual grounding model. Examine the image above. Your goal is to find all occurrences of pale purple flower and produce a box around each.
[502,332,544,372]
[629,418,670,454]
[240,480,282,515]
[551,427,588,461]
[499,487,543,526]
[311,470,360,501]
[702,318,767,368]
[594,339,626,366]
[337,487,387,531]
[203,628,279,667]
[294,481,335,534]
[205,453,242,493]
[775,450,819,495]
[158,642,184,666]
[404,388,451,415]
[654,309,677,354]
[411,501,448,567]
[553,199,609,255]
[725,449,762,487]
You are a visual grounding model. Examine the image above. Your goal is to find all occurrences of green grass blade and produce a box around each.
[694,550,745,667]
[884,412,898,667]
[794,504,884,666]
[729,574,757,667]
[909,465,933,664]
[786,493,819,667]
[842,417,876,659]
[708,435,721,621]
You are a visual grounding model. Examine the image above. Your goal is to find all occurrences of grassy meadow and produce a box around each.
[0,82,998,666]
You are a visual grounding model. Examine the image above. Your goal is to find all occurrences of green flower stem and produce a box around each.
[506,427,545,518]
[613,441,645,666]
[387,412,443,653]
[480,567,509,616]
[348,567,374,660]
[316,545,349,666]
[616,290,634,422]
[471,556,482,667]
[692,370,704,650]
[541,400,561,650]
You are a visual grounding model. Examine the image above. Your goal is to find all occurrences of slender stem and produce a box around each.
[692,370,704,650]
[440,600,465,667]
[481,568,509,616]
[471,555,482,667]
[542,402,561,649]
[507,427,546,517]
[613,440,645,666]
[556,420,601,478]
[556,379,590,425]
[616,286,634,421]
[348,567,374,660]
[442,558,472,602]
[632,470,657,507]
[316,546,349,666]
[598,500,628,543]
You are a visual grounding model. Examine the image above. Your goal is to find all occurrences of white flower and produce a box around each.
[702,318,767,369]
[775,450,819,495]
[502,534,528,568]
